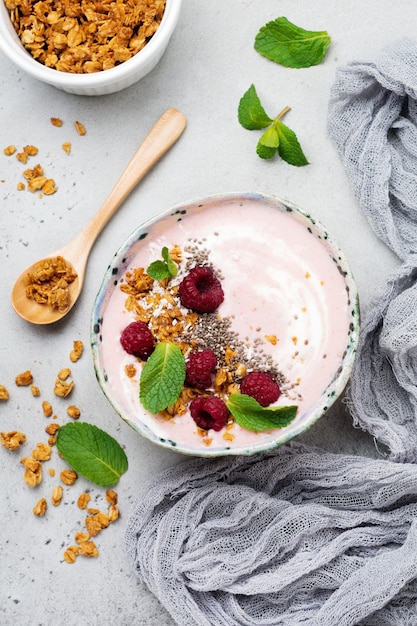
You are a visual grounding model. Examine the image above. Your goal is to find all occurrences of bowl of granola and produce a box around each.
[91,192,360,457]
[0,0,181,95]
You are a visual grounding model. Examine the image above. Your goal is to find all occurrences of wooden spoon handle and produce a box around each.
[68,108,187,258]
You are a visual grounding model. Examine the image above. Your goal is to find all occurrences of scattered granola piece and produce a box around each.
[15,370,33,386]
[0,384,9,400]
[54,368,74,397]
[69,340,83,363]
[17,182,25,191]
[60,469,78,485]
[28,175,47,193]
[50,117,63,127]
[31,385,41,397]
[63,546,79,563]
[23,163,42,180]
[66,405,80,419]
[33,497,47,517]
[74,121,86,136]
[108,504,120,523]
[75,531,90,543]
[77,493,91,509]
[42,401,53,417]
[54,377,74,398]
[85,515,104,537]
[87,507,101,515]
[97,512,110,528]
[265,334,278,345]
[125,363,137,378]
[78,541,99,558]
[16,145,38,164]
[52,485,63,506]
[106,490,118,505]
[4,145,16,156]
[21,457,42,487]
[1,431,26,450]
[62,142,71,155]
[48,468,56,477]
[32,442,52,461]
[45,423,59,436]
[23,145,38,157]
[58,368,71,381]
[42,179,57,195]
[21,457,41,472]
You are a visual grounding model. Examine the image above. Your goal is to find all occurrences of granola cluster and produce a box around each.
[64,489,119,563]
[0,340,120,562]
[3,143,57,195]
[5,0,166,74]
[3,117,86,195]
[119,246,254,446]
[24,255,78,312]
[118,243,297,446]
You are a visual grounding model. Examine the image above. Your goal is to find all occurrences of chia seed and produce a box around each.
[181,242,289,390]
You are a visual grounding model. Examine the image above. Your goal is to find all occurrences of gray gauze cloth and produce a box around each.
[328,38,417,463]
[327,37,417,261]
[125,442,417,626]
[347,255,417,463]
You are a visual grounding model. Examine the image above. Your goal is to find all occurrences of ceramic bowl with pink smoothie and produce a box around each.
[91,192,359,457]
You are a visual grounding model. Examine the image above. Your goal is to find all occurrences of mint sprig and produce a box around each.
[237,84,273,130]
[56,422,128,486]
[140,342,186,413]
[227,394,298,432]
[239,85,308,166]
[146,246,178,280]
[254,16,331,68]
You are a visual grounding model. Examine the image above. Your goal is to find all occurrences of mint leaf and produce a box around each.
[140,342,186,413]
[227,394,298,432]
[146,259,172,280]
[257,125,279,159]
[276,120,309,166]
[238,84,273,130]
[162,246,178,278]
[147,247,178,280]
[254,16,331,68]
[161,246,170,262]
[56,422,128,486]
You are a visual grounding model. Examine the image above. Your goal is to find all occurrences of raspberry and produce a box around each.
[179,266,224,313]
[120,321,155,360]
[189,396,229,432]
[185,349,217,389]
[240,371,281,407]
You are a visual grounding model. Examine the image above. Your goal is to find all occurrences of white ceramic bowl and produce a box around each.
[91,192,360,457]
[0,0,181,95]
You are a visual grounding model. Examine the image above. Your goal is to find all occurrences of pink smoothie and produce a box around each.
[97,195,357,453]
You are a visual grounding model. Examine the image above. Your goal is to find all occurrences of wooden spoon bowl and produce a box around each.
[11,108,187,325]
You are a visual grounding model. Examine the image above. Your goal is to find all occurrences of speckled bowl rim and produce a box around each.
[91,192,360,457]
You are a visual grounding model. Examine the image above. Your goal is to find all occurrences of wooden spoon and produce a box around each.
[11,108,187,325]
